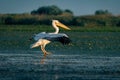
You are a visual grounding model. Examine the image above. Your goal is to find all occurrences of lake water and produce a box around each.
[0,32,120,80]
[0,52,120,80]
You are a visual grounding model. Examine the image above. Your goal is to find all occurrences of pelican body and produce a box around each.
[30,20,71,56]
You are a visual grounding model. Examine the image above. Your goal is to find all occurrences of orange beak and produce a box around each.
[55,22,71,30]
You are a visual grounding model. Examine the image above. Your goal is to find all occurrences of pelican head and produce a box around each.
[52,20,71,32]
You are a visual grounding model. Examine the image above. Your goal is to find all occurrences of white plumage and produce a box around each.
[30,20,71,56]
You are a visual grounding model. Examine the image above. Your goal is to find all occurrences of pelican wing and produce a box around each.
[44,33,71,45]
[33,32,48,41]
[32,32,71,44]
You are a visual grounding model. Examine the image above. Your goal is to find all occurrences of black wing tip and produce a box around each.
[44,35,71,45]
[57,36,71,45]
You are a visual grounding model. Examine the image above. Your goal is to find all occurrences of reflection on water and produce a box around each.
[0,32,120,79]
[40,55,47,64]
[0,52,120,80]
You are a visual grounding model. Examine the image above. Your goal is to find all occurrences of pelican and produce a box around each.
[30,20,71,56]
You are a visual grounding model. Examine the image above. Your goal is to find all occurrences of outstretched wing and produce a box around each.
[30,32,47,41]
[44,33,71,45]
[35,32,48,41]
[30,32,71,45]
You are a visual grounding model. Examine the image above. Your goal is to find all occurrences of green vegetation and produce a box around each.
[0,25,120,32]
[0,5,120,54]
[0,25,120,54]
[0,13,120,27]
[95,10,111,15]
[0,5,120,27]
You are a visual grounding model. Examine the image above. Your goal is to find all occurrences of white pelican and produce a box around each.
[30,20,71,56]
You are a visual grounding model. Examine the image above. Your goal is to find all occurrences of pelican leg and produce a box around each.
[41,45,51,56]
